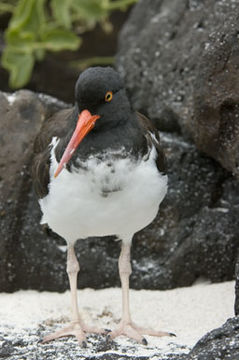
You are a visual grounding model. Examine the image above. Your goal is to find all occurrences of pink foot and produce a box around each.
[109,320,175,344]
[42,321,105,346]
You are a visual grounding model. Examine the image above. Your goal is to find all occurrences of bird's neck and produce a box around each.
[54,113,145,168]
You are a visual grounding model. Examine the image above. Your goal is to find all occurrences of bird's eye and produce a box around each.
[105,91,113,102]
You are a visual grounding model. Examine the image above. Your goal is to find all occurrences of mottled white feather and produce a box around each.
[40,137,167,243]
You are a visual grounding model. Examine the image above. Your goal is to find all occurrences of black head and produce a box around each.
[54,67,138,177]
[74,66,132,130]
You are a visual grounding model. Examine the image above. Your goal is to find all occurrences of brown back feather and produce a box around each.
[32,108,74,199]
[136,112,166,174]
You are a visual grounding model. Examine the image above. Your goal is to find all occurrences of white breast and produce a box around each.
[39,138,167,243]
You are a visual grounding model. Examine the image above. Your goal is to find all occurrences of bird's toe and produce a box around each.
[109,322,146,344]
[42,322,87,345]
[108,321,174,344]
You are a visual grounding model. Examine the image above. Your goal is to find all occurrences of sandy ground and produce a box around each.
[0,280,235,358]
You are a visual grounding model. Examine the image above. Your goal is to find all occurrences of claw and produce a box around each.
[82,341,87,348]
[142,337,148,345]
[104,328,112,333]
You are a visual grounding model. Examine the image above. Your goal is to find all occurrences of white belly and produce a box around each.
[39,138,167,243]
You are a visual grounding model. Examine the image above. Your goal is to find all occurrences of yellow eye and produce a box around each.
[105,91,113,102]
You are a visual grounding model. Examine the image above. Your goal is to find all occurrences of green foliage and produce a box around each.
[1,0,137,88]
[0,1,15,15]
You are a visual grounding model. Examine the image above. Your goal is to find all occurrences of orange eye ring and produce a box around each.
[105,91,113,102]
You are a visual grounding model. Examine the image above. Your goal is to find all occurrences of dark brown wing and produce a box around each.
[32,108,74,199]
[136,112,166,174]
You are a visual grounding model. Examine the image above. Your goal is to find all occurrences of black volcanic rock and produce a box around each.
[234,256,239,316]
[0,327,187,360]
[131,133,239,290]
[0,90,69,292]
[116,0,239,177]
[187,317,239,360]
[193,11,239,178]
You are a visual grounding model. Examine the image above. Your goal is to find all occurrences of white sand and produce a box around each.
[0,280,235,356]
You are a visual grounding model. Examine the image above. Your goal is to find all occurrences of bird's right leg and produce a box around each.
[42,243,103,345]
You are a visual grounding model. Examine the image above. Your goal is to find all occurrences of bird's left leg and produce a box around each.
[109,241,174,344]
[42,244,103,345]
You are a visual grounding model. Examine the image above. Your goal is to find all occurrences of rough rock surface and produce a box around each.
[116,0,239,177]
[187,317,239,360]
[0,89,239,292]
[2,318,239,360]
[235,256,239,315]
[0,330,187,360]
[132,133,239,290]
[0,91,69,292]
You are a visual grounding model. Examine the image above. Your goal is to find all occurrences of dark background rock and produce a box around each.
[0,91,69,292]
[193,11,239,178]
[1,89,239,292]
[116,0,239,177]
[131,133,239,289]
[234,256,239,315]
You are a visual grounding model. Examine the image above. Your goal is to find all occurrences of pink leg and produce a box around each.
[110,242,174,344]
[42,244,103,345]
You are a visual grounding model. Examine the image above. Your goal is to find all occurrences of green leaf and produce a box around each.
[35,48,45,61]
[71,0,109,20]
[6,29,35,47]
[71,56,114,71]
[41,28,81,51]
[8,0,47,35]
[9,0,35,30]
[2,48,34,88]
[0,0,136,88]
[51,0,72,29]
[104,0,138,11]
[0,2,15,14]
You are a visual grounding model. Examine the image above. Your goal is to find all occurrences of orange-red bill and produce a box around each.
[54,109,100,178]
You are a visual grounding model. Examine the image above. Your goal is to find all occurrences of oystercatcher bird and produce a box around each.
[33,67,171,345]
